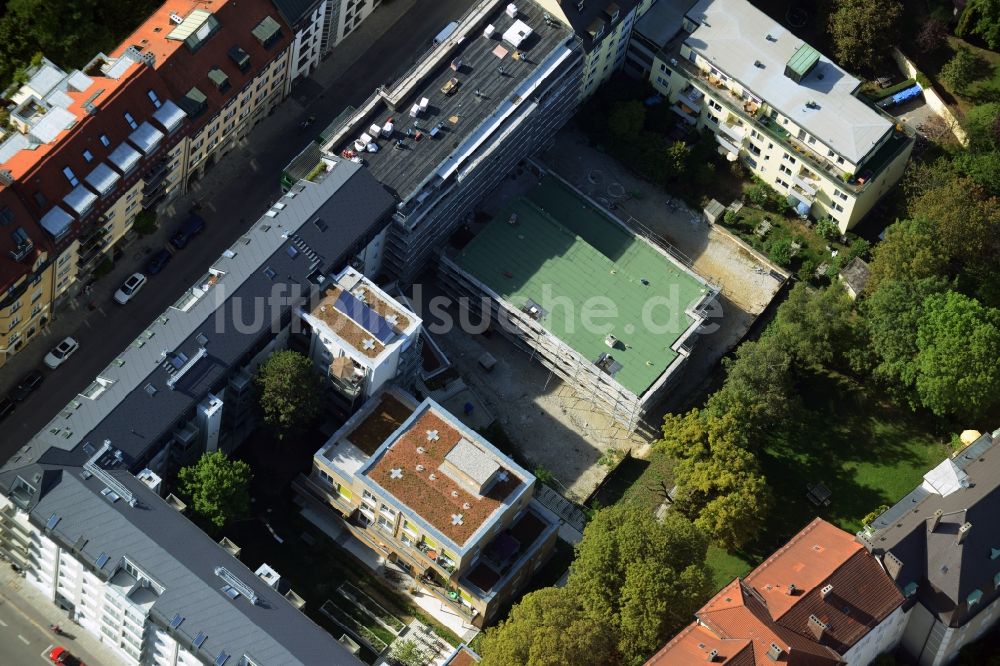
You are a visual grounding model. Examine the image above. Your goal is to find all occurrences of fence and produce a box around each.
[891,48,968,147]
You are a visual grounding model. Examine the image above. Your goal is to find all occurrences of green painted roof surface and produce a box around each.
[454,178,709,396]
[786,43,820,77]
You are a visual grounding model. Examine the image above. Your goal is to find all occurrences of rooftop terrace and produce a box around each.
[362,400,531,547]
[451,177,712,397]
[326,0,574,202]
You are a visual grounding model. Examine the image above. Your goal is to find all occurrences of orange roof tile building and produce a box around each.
[646,519,906,665]
[301,388,562,628]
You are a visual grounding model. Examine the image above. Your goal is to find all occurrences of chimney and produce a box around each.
[884,551,904,580]
[787,583,798,595]
[957,522,972,545]
[821,583,833,599]
[766,642,784,661]
[929,508,943,532]
[707,648,718,661]
[808,614,828,641]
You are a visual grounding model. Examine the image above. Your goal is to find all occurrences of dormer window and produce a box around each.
[82,150,93,162]
[147,90,161,108]
[124,112,138,129]
[62,167,79,187]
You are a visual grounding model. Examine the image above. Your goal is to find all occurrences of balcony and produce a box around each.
[329,356,365,399]
[720,117,747,144]
[793,170,820,198]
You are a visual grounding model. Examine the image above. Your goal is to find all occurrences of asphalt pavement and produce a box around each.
[0,0,475,466]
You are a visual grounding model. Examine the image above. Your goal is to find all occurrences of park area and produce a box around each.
[600,366,950,589]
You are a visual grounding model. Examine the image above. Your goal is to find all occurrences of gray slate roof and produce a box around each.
[0,157,396,665]
[863,431,1000,626]
[30,467,361,665]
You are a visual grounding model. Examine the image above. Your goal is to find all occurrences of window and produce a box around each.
[377,515,394,533]
[317,468,334,486]
[9,300,21,314]
[833,203,844,212]
[147,90,161,108]
[363,489,377,503]
[82,150,93,162]
[380,504,397,519]
[63,167,79,187]
[100,134,110,147]
[124,112,138,129]
[782,154,796,164]
[834,190,848,201]
[779,164,792,175]
[8,315,21,331]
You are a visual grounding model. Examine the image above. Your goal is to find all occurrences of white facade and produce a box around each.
[299,267,421,405]
[325,0,379,49]
[287,0,328,85]
[0,494,199,666]
[841,604,908,665]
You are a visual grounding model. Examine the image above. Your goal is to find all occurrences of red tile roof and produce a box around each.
[113,0,292,133]
[365,406,525,546]
[646,622,754,665]
[646,519,904,665]
[10,63,175,232]
[445,646,481,666]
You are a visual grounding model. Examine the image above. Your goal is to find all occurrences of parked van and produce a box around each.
[433,21,459,47]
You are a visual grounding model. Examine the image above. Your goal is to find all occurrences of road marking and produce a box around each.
[17,633,29,644]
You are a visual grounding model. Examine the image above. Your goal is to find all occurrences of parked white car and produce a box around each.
[43,337,79,369]
[114,272,147,305]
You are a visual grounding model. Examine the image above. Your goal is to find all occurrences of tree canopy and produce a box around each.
[255,350,324,439]
[915,291,1000,420]
[177,451,252,529]
[956,0,1000,50]
[828,0,903,72]
[867,218,947,293]
[480,504,712,666]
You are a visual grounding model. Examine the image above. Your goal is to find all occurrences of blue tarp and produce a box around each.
[878,84,922,108]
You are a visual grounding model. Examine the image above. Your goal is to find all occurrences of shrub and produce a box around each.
[939,48,989,93]
[814,218,841,242]
[132,209,157,236]
[767,237,793,266]
[745,183,770,207]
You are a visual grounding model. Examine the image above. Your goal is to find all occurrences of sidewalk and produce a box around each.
[0,565,126,666]
[0,0,431,396]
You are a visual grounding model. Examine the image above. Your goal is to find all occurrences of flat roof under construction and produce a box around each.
[452,178,711,397]
[329,0,574,202]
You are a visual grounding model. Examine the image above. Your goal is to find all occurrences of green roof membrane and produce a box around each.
[454,178,710,397]
[785,43,820,82]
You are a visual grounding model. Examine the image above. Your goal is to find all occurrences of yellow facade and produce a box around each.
[0,250,56,369]
[649,48,913,231]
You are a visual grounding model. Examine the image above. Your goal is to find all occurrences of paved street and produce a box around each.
[0,566,116,666]
[0,0,474,465]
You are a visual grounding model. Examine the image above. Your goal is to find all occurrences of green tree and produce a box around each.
[255,350,323,439]
[745,182,771,207]
[768,282,860,369]
[479,587,615,666]
[766,237,792,266]
[814,217,840,242]
[867,218,947,293]
[828,0,903,72]
[607,101,646,141]
[388,639,425,666]
[132,209,157,236]
[964,103,1000,153]
[670,432,773,550]
[177,451,252,529]
[939,48,989,93]
[956,0,1000,50]
[704,336,795,442]
[910,176,1000,263]
[570,503,712,664]
[915,291,1000,419]
[863,277,949,403]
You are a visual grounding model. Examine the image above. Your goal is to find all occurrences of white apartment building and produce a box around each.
[298,266,422,410]
[326,0,380,48]
[649,0,913,231]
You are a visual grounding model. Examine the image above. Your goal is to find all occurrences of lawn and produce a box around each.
[750,368,949,558]
[602,366,948,591]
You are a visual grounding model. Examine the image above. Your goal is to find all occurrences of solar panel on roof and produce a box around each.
[334,290,394,343]
[96,552,110,569]
[215,652,229,666]
[46,514,60,530]
[286,245,299,258]
[193,632,208,649]
[170,613,184,629]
